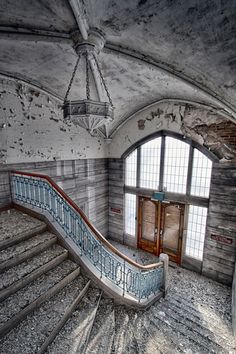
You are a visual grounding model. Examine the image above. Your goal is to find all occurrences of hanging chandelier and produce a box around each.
[63,41,114,136]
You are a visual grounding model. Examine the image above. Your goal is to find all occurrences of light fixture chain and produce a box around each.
[85,53,91,100]
[93,53,113,107]
[64,55,81,103]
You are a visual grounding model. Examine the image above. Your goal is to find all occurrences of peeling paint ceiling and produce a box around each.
[0,0,77,32]
[0,0,235,136]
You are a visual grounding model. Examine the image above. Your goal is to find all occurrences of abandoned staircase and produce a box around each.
[0,209,235,354]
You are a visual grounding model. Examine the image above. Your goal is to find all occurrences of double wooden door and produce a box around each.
[137,197,184,264]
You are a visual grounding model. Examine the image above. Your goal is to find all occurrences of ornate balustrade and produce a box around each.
[11,171,166,305]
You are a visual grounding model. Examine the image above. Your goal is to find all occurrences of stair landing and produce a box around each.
[0,209,45,243]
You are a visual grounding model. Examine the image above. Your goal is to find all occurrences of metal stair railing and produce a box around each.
[11,170,166,304]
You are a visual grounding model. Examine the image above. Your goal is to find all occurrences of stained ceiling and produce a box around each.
[0,0,235,136]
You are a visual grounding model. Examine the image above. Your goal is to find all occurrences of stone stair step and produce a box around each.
[0,233,57,273]
[113,307,180,354]
[46,287,102,354]
[112,306,130,354]
[0,208,234,354]
[140,313,185,354]
[147,309,208,353]
[165,297,234,346]
[0,209,45,243]
[38,279,91,354]
[159,301,230,351]
[0,259,78,327]
[0,224,47,251]
[169,293,219,318]
[112,308,141,354]
[112,306,136,354]
[167,295,206,320]
[0,231,55,263]
[169,293,232,330]
[0,261,80,338]
[112,306,144,354]
[150,304,228,354]
[0,251,68,302]
[0,244,67,291]
[0,275,87,354]
[84,297,115,354]
[132,314,180,354]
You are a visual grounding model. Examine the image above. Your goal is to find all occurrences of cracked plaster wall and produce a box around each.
[0,79,107,164]
[108,101,236,161]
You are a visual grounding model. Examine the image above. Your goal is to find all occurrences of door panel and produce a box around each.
[160,203,184,264]
[138,197,159,254]
[142,200,156,242]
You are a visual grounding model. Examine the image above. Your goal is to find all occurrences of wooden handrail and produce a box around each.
[11,170,163,270]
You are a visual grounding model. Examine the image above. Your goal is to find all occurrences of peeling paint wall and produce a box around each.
[108,102,236,286]
[0,78,108,164]
[109,101,236,161]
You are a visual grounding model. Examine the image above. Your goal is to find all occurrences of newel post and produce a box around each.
[159,253,169,297]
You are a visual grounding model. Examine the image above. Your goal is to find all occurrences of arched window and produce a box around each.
[191,148,212,198]
[163,137,190,194]
[140,137,161,189]
[124,133,213,261]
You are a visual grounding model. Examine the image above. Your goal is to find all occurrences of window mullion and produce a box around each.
[159,135,165,191]
[137,146,141,188]
[186,145,194,195]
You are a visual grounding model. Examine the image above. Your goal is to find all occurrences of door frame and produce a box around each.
[137,195,185,264]
[137,196,160,255]
[159,202,185,264]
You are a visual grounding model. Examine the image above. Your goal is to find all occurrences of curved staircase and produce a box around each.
[0,209,235,354]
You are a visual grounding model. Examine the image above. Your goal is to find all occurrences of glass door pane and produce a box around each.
[160,203,184,263]
[162,204,181,251]
[138,197,159,255]
[141,199,156,242]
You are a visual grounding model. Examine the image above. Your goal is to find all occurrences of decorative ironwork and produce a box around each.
[11,172,164,302]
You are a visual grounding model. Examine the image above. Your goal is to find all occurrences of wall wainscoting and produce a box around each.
[0,158,109,237]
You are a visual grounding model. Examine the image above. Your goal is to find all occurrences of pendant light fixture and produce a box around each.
[63,36,114,136]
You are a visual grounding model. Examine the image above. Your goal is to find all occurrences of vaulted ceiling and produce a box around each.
[0,0,235,136]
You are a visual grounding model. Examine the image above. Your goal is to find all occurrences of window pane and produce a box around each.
[163,137,190,194]
[191,149,212,198]
[125,150,137,187]
[125,193,136,236]
[186,205,207,260]
[140,138,161,189]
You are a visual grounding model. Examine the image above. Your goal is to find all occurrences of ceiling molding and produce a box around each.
[0,26,72,44]
[0,71,64,102]
[110,98,236,138]
[105,42,236,116]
